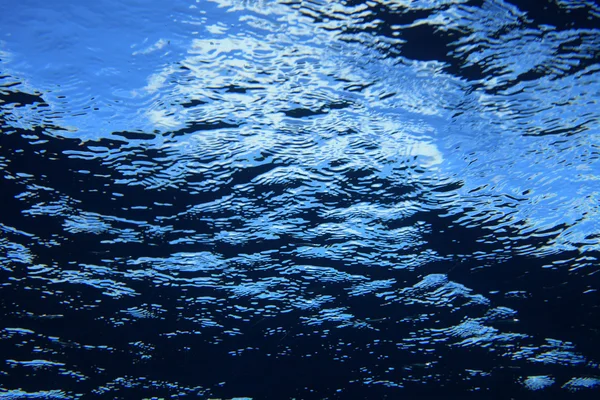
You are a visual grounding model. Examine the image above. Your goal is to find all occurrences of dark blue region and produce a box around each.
[1,0,600,399]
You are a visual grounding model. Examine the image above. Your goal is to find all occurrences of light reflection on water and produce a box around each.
[1,0,599,398]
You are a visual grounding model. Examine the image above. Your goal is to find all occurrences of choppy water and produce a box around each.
[1,0,599,398]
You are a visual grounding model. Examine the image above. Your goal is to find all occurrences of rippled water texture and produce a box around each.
[1,0,600,398]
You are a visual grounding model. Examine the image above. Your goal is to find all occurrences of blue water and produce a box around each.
[1,0,599,398]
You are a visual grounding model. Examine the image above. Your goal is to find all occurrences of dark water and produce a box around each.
[1,0,599,398]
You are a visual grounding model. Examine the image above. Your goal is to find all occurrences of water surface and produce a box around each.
[1,0,599,398]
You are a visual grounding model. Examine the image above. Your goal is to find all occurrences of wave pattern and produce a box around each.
[1,0,599,398]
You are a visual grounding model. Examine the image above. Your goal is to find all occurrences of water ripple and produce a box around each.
[1,0,599,398]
